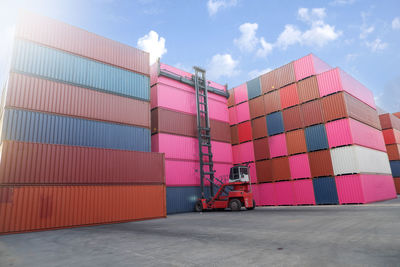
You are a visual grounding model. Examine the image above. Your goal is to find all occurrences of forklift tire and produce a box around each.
[229,199,242,211]
[195,200,203,212]
[246,200,256,210]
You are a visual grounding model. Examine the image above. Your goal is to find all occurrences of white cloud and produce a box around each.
[359,26,374,39]
[276,25,303,49]
[256,37,273,58]
[137,30,167,64]
[329,0,356,6]
[234,23,259,52]
[366,38,388,52]
[298,7,326,25]
[207,54,240,80]
[302,24,341,47]
[345,53,358,62]
[207,0,237,16]
[392,17,400,30]
[248,68,272,79]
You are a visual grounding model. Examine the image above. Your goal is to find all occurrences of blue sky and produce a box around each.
[0,0,399,112]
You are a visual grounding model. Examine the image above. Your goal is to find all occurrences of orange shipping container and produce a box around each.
[227,89,235,107]
[386,144,400,160]
[264,90,281,114]
[286,129,307,155]
[297,76,320,103]
[0,184,166,234]
[301,99,324,127]
[308,150,334,178]
[282,106,303,132]
[249,96,265,119]
[251,116,268,140]
[271,157,291,181]
[261,63,295,94]
[280,84,299,109]
[256,160,273,183]
[394,178,400,194]
[253,137,270,161]
[231,125,239,145]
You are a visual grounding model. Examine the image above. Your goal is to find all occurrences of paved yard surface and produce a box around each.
[1,198,400,267]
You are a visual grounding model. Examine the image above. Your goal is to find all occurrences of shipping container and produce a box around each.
[237,121,252,143]
[2,108,150,152]
[271,157,291,181]
[166,186,201,214]
[0,141,164,185]
[230,125,239,145]
[246,77,262,99]
[280,84,299,109]
[275,181,296,205]
[282,105,303,132]
[254,183,276,206]
[248,162,258,184]
[297,76,320,103]
[253,137,270,161]
[286,129,307,155]
[293,54,332,81]
[335,174,396,204]
[268,133,288,158]
[260,70,277,94]
[386,144,400,160]
[289,154,311,179]
[390,161,400,177]
[322,92,381,129]
[248,96,265,119]
[255,160,274,183]
[301,99,324,127]
[227,89,235,107]
[235,141,255,164]
[317,68,375,109]
[330,145,391,176]
[293,179,316,205]
[394,178,400,194]
[251,116,268,140]
[229,106,238,126]
[236,102,251,124]
[15,11,150,76]
[266,111,284,136]
[0,184,166,234]
[305,124,329,152]
[6,73,150,128]
[263,90,281,114]
[325,118,386,151]
[394,113,400,120]
[261,62,295,93]
[12,39,150,101]
[232,145,240,164]
[308,150,334,177]
[379,113,400,130]
[382,129,400,145]
[234,83,248,104]
[312,177,339,204]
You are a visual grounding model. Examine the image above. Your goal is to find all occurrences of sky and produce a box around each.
[0,0,399,112]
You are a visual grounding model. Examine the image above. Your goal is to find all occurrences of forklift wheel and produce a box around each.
[229,199,242,211]
[195,200,203,212]
[246,200,256,210]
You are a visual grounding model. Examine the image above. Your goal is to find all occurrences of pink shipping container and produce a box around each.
[232,145,240,165]
[335,174,397,204]
[254,183,276,206]
[6,73,150,128]
[293,54,332,81]
[236,141,255,163]
[275,181,296,205]
[236,102,250,124]
[16,11,150,76]
[317,68,376,109]
[151,134,232,163]
[289,154,311,179]
[229,107,238,125]
[234,83,248,104]
[326,118,386,151]
[268,133,288,158]
[293,179,316,205]
[248,162,258,184]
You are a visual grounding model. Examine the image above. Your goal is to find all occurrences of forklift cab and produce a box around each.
[229,166,250,183]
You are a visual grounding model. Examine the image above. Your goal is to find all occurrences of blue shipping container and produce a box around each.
[2,108,150,152]
[313,177,339,204]
[390,161,400,177]
[246,77,261,100]
[266,112,284,136]
[167,186,217,214]
[305,124,328,152]
[11,39,149,101]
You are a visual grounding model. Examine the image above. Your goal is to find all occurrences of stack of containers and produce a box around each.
[150,63,232,214]
[228,54,396,206]
[379,113,400,194]
[0,12,166,234]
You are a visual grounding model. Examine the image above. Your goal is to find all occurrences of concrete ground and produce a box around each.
[1,198,400,267]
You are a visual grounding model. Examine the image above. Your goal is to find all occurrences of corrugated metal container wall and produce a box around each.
[312,177,339,204]
[280,84,299,109]
[394,178,400,193]
[293,179,316,205]
[230,125,239,145]
[386,144,400,160]
[166,186,215,214]
[234,83,248,104]
[293,54,331,81]
[308,150,334,177]
[227,89,235,107]
[0,184,166,234]
[301,99,324,127]
[289,154,311,179]
[2,109,150,152]
[282,106,303,132]
[237,121,252,143]
[6,73,150,128]
[229,107,238,126]
[246,77,261,100]
[286,129,307,155]
[248,96,265,119]
[12,39,150,101]
[305,124,329,152]
[330,145,391,175]
[382,129,400,145]
[0,141,164,185]
[255,183,276,206]
[379,113,400,130]
[274,62,296,90]
[15,11,150,76]
[260,70,277,94]
[251,116,267,140]
[268,133,288,158]
[266,112,284,136]
[255,160,274,183]
[394,113,400,120]
[236,102,250,124]
[263,90,281,114]
[297,76,320,103]
[275,181,295,205]
[271,157,291,181]
[391,161,400,177]
[236,141,255,163]
[253,137,270,161]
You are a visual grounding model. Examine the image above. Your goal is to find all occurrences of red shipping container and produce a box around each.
[379,113,400,131]
[249,96,265,119]
[251,116,268,140]
[238,121,252,143]
[271,157,291,181]
[253,138,270,161]
[301,99,324,127]
[308,150,334,178]
[382,129,400,145]
[386,144,400,160]
[0,184,166,234]
[263,90,281,114]
[286,129,307,155]
[256,160,274,183]
[282,105,303,132]
[394,113,400,120]
[394,178,400,194]
[297,76,320,103]
[0,141,165,185]
[280,84,299,109]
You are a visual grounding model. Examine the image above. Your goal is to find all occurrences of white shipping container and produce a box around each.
[330,145,391,175]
